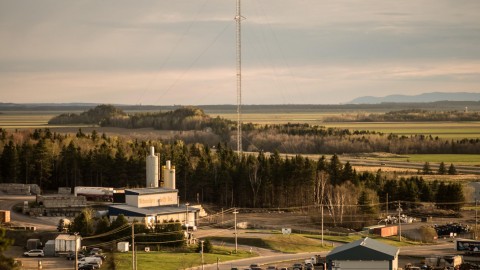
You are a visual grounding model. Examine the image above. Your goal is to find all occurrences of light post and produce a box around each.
[201,240,205,270]
[74,232,79,270]
[397,201,402,242]
[185,202,190,245]
[132,223,135,270]
[233,209,239,253]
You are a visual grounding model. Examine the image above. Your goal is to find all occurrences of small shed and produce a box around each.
[327,237,399,270]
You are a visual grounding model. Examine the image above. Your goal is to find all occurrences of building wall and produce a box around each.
[332,260,393,270]
[126,192,178,208]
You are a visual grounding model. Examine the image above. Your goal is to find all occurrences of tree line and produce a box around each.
[0,129,465,215]
[324,109,480,122]
[46,105,480,155]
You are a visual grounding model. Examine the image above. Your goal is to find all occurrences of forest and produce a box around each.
[0,128,465,221]
[47,105,480,155]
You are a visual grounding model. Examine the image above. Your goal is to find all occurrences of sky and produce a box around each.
[0,0,479,105]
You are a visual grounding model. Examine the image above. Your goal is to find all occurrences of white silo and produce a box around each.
[146,146,159,188]
[162,160,176,189]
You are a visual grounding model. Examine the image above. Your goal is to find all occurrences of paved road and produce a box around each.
[188,242,460,270]
[0,194,57,231]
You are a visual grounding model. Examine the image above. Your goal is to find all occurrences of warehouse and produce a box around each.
[327,237,399,270]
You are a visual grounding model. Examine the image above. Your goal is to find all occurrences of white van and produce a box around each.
[78,256,102,266]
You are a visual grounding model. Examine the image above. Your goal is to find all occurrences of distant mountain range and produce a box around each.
[349,92,480,104]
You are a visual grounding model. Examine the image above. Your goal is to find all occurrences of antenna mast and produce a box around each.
[235,0,243,153]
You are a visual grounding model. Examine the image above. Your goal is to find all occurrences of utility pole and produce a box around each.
[321,197,324,246]
[201,240,205,270]
[476,199,478,239]
[233,208,239,253]
[132,223,135,270]
[386,193,389,217]
[74,233,79,270]
[397,201,402,242]
[185,202,190,245]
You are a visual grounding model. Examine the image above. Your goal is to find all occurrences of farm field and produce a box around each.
[1,111,479,140]
[211,113,480,139]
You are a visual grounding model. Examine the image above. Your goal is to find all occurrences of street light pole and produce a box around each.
[74,233,79,270]
[233,209,239,253]
[185,202,190,245]
[201,240,205,270]
[397,201,402,242]
[132,223,135,270]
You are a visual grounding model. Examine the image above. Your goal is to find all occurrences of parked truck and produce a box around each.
[25,239,42,250]
[55,234,81,255]
[425,255,462,269]
[74,186,114,202]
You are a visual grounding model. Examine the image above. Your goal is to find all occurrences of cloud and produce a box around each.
[0,0,479,104]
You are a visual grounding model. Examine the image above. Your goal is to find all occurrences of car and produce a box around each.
[266,266,278,270]
[79,262,100,269]
[231,268,239,270]
[250,264,260,268]
[92,253,106,260]
[280,268,288,270]
[292,263,303,270]
[89,248,103,255]
[66,252,85,260]
[78,264,95,270]
[23,249,44,257]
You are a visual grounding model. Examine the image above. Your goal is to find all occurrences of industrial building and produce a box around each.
[108,146,199,227]
[327,237,399,270]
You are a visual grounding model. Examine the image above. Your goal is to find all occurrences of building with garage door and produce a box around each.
[327,237,399,270]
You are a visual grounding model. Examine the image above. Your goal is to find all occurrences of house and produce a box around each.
[327,237,399,270]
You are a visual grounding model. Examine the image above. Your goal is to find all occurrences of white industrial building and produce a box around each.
[108,146,199,227]
[327,237,399,270]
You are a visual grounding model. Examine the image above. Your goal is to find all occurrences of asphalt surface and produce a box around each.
[0,194,57,231]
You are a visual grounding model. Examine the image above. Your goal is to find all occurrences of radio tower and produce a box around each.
[235,0,244,153]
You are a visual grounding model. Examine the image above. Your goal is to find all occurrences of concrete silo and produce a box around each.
[146,146,159,188]
[162,160,176,189]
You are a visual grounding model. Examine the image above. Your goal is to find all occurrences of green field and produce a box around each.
[382,154,480,164]
[111,248,255,270]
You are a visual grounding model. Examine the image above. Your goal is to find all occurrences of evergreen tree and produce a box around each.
[0,227,19,270]
[196,239,213,253]
[0,141,19,182]
[422,162,432,175]
[448,163,457,175]
[328,154,342,185]
[437,162,447,175]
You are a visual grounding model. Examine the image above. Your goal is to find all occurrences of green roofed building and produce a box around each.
[326,237,399,270]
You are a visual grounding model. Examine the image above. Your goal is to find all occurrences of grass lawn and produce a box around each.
[110,247,255,270]
[307,234,423,247]
[210,234,332,253]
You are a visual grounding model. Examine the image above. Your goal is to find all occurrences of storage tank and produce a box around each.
[162,160,176,189]
[146,146,159,188]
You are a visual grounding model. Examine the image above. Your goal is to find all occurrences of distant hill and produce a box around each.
[349,92,480,104]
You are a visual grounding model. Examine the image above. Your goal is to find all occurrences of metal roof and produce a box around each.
[55,234,80,241]
[109,204,199,217]
[327,237,399,261]
[125,187,178,195]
